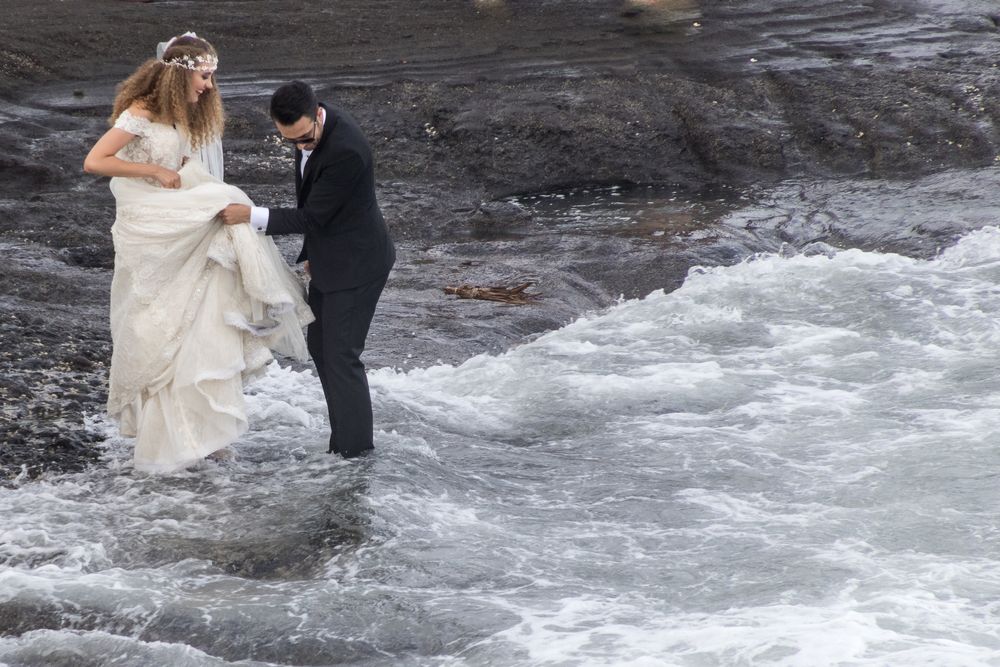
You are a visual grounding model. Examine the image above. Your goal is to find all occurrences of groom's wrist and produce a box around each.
[250,206,270,233]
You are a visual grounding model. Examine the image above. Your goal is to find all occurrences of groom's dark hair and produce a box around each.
[270,80,318,125]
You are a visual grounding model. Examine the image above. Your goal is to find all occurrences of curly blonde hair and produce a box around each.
[110,35,224,149]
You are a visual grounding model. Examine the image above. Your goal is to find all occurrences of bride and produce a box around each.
[84,33,313,472]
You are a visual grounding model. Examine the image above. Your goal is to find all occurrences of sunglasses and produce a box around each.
[278,119,318,146]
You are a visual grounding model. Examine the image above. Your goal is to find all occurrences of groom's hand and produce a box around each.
[219,204,251,225]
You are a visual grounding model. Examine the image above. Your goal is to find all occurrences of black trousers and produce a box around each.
[307,273,389,458]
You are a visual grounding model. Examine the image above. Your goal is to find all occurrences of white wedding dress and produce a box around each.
[107,110,313,472]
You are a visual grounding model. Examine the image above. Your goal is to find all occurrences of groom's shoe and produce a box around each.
[340,442,374,459]
[327,436,339,455]
[342,448,372,459]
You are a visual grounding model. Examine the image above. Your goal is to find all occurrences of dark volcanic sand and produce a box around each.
[2,0,999,480]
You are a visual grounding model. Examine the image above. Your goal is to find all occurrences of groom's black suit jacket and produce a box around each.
[265,103,395,292]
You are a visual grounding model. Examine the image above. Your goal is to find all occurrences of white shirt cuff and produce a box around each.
[250,206,269,233]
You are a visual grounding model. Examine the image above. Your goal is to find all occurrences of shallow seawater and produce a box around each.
[512,183,745,239]
[510,168,1000,260]
[5,171,1000,666]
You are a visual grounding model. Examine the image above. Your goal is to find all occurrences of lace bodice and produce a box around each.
[114,109,188,172]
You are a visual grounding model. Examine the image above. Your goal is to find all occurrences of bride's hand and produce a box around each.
[153,167,181,189]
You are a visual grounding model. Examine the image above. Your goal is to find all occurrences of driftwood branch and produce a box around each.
[443,282,541,305]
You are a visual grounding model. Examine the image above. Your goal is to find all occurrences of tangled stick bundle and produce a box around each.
[443,282,541,305]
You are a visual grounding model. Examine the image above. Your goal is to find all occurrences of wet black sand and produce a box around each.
[2,0,999,479]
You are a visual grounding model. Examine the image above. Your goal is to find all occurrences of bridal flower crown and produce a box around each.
[159,31,218,72]
[162,53,218,72]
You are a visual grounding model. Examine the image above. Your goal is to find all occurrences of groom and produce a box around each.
[220,80,396,458]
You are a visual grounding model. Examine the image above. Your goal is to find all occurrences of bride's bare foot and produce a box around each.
[206,448,234,462]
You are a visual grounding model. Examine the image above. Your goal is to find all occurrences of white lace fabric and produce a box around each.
[107,119,312,472]
[114,110,189,175]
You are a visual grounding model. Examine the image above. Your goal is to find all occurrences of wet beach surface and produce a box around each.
[1,0,1000,479]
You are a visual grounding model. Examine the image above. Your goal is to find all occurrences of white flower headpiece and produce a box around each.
[157,31,218,72]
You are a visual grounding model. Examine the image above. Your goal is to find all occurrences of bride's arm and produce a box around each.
[83,112,181,188]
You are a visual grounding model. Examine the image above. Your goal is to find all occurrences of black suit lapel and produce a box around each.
[300,153,316,203]
[294,148,303,198]
[299,105,338,201]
